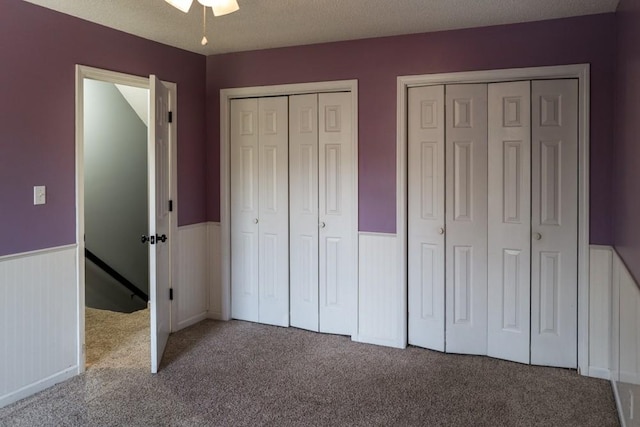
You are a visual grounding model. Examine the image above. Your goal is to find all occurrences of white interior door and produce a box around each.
[530,79,578,368]
[408,85,446,351]
[257,97,289,327]
[445,84,488,355]
[230,98,260,323]
[318,92,355,336]
[290,94,320,332]
[149,75,171,373]
[487,81,531,364]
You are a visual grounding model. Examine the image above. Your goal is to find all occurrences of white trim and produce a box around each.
[177,312,208,330]
[177,222,210,231]
[358,231,397,238]
[167,81,179,334]
[0,244,76,262]
[396,64,590,371]
[75,65,178,373]
[612,380,627,427]
[588,367,611,380]
[0,366,77,408]
[220,80,359,328]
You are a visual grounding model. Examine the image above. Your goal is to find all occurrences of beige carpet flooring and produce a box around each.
[0,319,619,426]
[85,307,150,369]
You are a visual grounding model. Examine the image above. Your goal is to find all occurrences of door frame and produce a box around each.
[74,65,178,372]
[396,64,590,373]
[219,80,359,335]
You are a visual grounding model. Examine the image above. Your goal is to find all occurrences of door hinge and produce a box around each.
[169,200,173,212]
[168,111,173,123]
[169,288,173,300]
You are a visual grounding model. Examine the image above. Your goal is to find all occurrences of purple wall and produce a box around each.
[614,0,640,281]
[206,14,616,242]
[0,1,207,257]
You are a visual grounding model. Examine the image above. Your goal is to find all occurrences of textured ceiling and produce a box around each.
[22,0,620,55]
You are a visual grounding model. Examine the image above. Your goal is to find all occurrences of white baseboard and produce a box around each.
[0,366,77,408]
[588,367,611,380]
[177,312,208,331]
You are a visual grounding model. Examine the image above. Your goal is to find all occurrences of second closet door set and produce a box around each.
[408,80,578,368]
[230,93,355,336]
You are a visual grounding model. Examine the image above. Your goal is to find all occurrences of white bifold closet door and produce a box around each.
[408,79,578,367]
[530,79,578,368]
[487,81,532,364]
[289,92,356,336]
[445,84,488,355]
[408,85,446,351]
[289,94,320,332]
[230,96,289,327]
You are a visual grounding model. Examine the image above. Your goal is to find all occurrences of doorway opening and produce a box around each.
[83,78,150,369]
[75,65,178,374]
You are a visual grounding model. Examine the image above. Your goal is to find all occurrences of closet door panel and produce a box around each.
[487,81,531,364]
[258,97,289,327]
[230,98,260,322]
[318,92,355,336]
[531,79,578,368]
[408,85,446,351]
[445,84,488,355]
[290,94,320,332]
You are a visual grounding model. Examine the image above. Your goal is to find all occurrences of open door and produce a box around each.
[149,75,171,373]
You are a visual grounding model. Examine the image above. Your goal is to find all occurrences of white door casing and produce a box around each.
[398,65,589,372]
[445,84,488,355]
[487,81,532,364]
[407,85,446,351]
[230,98,260,323]
[530,79,579,368]
[75,66,178,375]
[149,75,172,373]
[257,97,290,327]
[289,94,320,332]
[318,92,356,335]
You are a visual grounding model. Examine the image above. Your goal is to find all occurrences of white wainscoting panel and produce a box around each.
[356,232,404,348]
[174,223,208,331]
[589,246,613,379]
[603,246,640,427]
[0,245,78,408]
[208,222,223,319]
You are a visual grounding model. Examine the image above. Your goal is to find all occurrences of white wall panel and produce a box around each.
[175,223,208,331]
[208,222,223,320]
[0,246,78,408]
[588,246,612,379]
[608,247,640,426]
[356,233,403,348]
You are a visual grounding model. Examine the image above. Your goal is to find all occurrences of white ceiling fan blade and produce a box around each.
[165,0,194,13]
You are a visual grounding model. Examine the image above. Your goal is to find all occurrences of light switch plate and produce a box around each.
[34,186,46,205]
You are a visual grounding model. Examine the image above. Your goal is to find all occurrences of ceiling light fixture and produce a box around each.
[165,0,239,46]
[165,0,239,16]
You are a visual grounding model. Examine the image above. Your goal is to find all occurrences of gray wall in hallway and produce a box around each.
[84,79,149,295]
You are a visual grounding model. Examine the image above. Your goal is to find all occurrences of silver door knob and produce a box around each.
[253,218,259,224]
[533,232,542,241]
[438,227,445,235]
[320,222,326,229]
